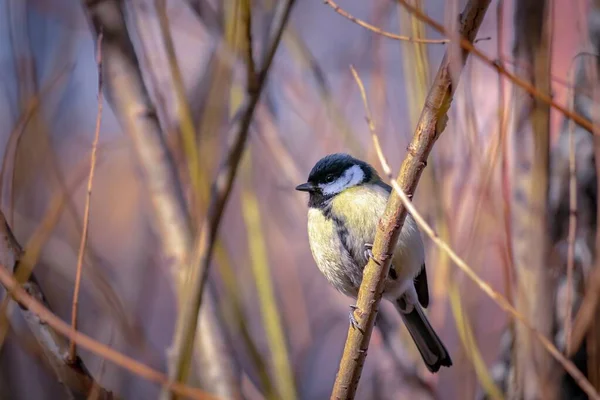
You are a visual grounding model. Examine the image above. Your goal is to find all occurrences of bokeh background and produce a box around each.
[0,0,596,399]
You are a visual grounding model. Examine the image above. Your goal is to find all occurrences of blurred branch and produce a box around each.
[69,28,104,364]
[0,211,113,399]
[370,107,600,400]
[396,0,596,134]
[329,1,491,398]
[241,150,297,400]
[323,0,447,44]
[448,280,503,400]
[350,66,600,400]
[155,0,202,209]
[510,2,555,399]
[165,0,296,396]
[0,260,216,400]
[80,0,189,292]
[79,0,240,398]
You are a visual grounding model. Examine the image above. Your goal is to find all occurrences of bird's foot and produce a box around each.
[348,305,364,332]
[363,243,378,265]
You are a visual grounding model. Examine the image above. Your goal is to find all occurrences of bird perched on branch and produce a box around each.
[296,153,452,373]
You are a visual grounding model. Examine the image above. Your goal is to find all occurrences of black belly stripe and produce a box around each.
[321,201,398,281]
[322,204,356,263]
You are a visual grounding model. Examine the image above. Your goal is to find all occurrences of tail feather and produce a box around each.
[396,299,452,373]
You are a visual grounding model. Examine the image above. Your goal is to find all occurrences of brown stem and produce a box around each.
[165,0,297,396]
[68,28,103,365]
[0,211,114,399]
[329,1,492,398]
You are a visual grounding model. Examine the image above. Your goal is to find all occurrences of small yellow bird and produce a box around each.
[296,153,452,373]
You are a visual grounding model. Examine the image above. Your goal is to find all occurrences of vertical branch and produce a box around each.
[0,211,113,398]
[164,0,297,397]
[330,1,492,399]
[79,0,240,397]
[68,28,103,364]
[155,0,202,209]
[80,0,191,298]
[240,150,297,400]
[510,1,556,399]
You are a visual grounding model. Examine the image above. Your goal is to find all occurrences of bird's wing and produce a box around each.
[375,180,430,307]
[414,265,430,308]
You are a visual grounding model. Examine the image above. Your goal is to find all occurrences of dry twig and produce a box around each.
[323,0,448,44]
[69,28,103,364]
[349,68,600,400]
[80,0,240,397]
[396,0,595,134]
[0,211,113,399]
[0,262,217,400]
[165,0,297,395]
[329,1,491,398]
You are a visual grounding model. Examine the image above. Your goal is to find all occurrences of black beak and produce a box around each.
[295,182,315,192]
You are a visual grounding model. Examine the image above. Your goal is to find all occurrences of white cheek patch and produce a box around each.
[320,164,365,195]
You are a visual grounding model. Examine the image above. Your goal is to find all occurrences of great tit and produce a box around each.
[295,153,452,373]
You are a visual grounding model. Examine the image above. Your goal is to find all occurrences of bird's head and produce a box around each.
[295,153,378,207]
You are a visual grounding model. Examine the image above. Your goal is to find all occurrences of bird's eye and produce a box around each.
[325,174,335,183]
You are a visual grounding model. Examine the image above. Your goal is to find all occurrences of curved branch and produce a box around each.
[323,0,448,44]
[397,0,595,134]
[330,1,492,398]
[0,211,114,399]
[0,262,217,400]
[165,0,297,395]
[80,0,240,397]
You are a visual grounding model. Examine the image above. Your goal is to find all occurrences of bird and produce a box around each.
[295,153,452,373]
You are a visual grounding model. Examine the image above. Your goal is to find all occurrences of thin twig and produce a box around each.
[329,2,491,398]
[80,0,240,396]
[69,28,103,364]
[396,0,596,134]
[0,264,217,400]
[323,0,448,44]
[165,0,297,395]
[350,67,600,400]
[0,212,113,398]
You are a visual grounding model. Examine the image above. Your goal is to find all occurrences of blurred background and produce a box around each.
[0,0,597,399]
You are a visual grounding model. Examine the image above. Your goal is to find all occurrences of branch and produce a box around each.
[79,0,240,397]
[0,212,113,399]
[329,1,492,398]
[350,51,600,400]
[165,0,297,395]
[69,27,104,364]
[323,0,447,44]
[510,1,555,398]
[396,0,595,134]
[0,261,217,400]
[349,68,600,400]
